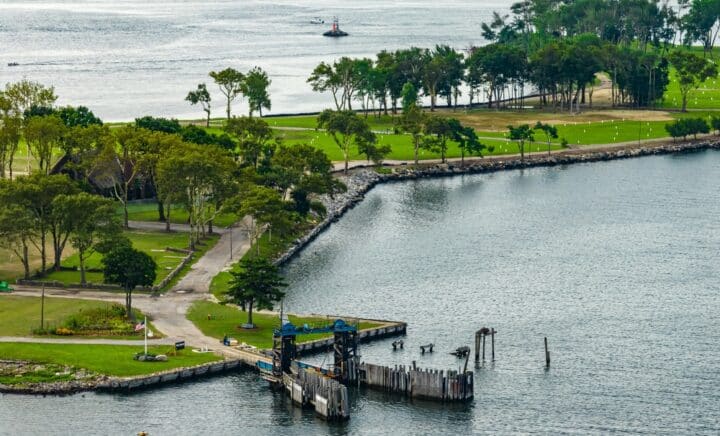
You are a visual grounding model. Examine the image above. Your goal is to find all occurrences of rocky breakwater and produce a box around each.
[273,140,719,265]
[274,170,383,266]
[0,360,110,395]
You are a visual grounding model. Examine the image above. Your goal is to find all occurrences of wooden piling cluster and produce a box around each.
[360,363,473,402]
[286,368,350,421]
[474,328,496,362]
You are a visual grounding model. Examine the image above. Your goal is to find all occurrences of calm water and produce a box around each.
[2,151,719,435]
[0,0,503,121]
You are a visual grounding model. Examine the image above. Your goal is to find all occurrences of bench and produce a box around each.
[0,281,12,292]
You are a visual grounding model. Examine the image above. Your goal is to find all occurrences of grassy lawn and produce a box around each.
[42,230,219,286]
[188,300,378,349]
[0,295,160,338]
[122,202,239,228]
[0,342,221,377]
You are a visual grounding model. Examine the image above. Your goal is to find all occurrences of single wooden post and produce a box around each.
[491,328,495,361]
[474,331,480,362]
[544,337,550,368]
[482,333,486,361]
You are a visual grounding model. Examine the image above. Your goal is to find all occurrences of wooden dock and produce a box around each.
[360,362,473,402]
[284,367,350,421]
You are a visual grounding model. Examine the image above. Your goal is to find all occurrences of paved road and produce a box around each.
[8,216,254,353]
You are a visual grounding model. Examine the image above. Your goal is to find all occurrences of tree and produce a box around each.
[448,118,488,164]
[56,106,102,127]
[91,126,149,228]
[102,246,156,319]
[156,143,235,248]
[24,115,66,174]
[317,109,376,173]
[711,115,720,134]
[668,50,718,111]
[507,124,535,161]
[268,144,345,215]
[2,80,57,116]
[227,257,287,328]
[0,204,35,279]
[0,114,21,179]
[210,68,246,119]
[225,116,275,168]
[244,67,272,117]
[185,83,212,127]
[134,116,181,134]
[423,116,453,163]
[53,193,120,285]
[307,62,343,110]
[233,184,290,253]
[534,122,559,155]
[398,104,427,166]
[400,82,419,113]
[12,174,80,273]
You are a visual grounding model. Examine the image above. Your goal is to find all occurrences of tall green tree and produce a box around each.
[228,257,287,328]
[225,116,275,168]
[56,106,102,128]
[24,115,66,174]
[317,109,376,173]
[668,50,718,111]
[185,83,212,127]
[12,174,79,273]
[210,68,246,119]
[156,143,235,248]
[53,192,121,285]
[0,114,21,179]
[507,124,535,161]
[534,121,559,155]
[448,118,488,164]
[244,67,272,117]
[398,104,427,166]
[423,116,453,163]
[102,246,156,319]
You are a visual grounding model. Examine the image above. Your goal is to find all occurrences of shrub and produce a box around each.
[53,327,75,336]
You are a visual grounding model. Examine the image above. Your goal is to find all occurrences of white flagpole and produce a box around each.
[144,316,148,355]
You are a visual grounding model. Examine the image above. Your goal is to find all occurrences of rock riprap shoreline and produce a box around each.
[274,140,720,266]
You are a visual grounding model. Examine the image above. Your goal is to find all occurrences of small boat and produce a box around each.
[323,17,348,37]
[310,17,324,24]
[7,62,19,67]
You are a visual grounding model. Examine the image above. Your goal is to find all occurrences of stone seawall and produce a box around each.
[274,140,720,266]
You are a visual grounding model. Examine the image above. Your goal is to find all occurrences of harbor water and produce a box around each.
[0,0,503,121]
[2,151,719,434]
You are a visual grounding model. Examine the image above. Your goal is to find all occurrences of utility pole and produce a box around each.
[40,284,45,331]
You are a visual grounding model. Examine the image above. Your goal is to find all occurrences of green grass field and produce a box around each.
[0,342,221,377]
[122,202,239,228]
[187,300,378,349]
[42,230,218,286]
[0,295,159,338]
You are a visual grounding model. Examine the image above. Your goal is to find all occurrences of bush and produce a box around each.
[53,327,75,336]
[135,116,182,134]
[61,304,136,335]
[665,118,709,140]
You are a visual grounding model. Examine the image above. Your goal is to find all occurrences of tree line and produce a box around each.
[306,0,719,114]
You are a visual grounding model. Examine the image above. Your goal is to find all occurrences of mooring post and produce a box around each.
[491,328,495,361]
[474,331,480,362]
[544,337,550,368]
[412,360,416,371]
[482,333,486,361]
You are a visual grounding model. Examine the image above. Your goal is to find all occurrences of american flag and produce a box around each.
[134,320,145,331]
